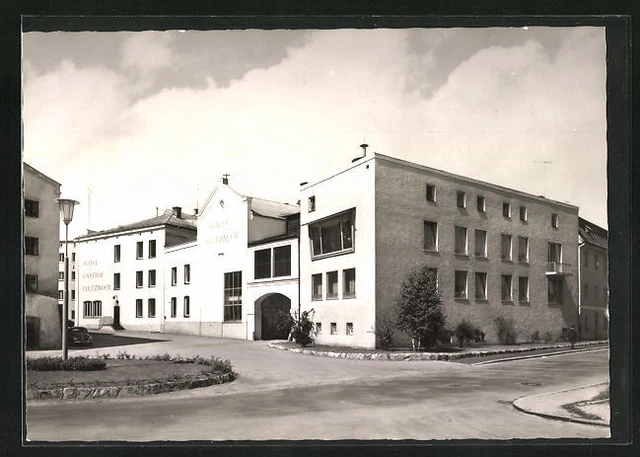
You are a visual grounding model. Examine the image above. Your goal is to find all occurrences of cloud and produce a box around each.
[22,27,607,236]
[121,32,175,73]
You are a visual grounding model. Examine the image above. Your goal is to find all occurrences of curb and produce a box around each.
[512,382,610,427]
[268,340,607,362]
[26,371,236,402]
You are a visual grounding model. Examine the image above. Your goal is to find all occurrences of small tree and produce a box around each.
[374,312,396,350]
[395,264,447,351]
[278,309,315,347]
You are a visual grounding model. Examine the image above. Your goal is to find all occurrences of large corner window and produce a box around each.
[309,209,355,259]
[224,271,242,321]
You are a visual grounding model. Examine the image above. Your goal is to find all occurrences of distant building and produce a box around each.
[58,241,77,322]
[578,218,609,340]
[299,151,580,347]
[24,163,62,349]
[73,207,197,332]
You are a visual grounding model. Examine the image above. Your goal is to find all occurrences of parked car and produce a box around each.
[67,327,93,346]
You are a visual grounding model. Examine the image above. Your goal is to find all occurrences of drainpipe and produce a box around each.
[298,226,301,318]
[577,240,585,340]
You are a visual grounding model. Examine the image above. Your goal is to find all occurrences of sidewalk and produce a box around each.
[513,382,610,427]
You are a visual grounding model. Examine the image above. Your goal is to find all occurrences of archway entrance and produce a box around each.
[256,294,291,340]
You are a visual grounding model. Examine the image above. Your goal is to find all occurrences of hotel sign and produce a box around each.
[80,259,111,292]
[205,219,240,246]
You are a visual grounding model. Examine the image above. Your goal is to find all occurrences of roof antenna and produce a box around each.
[352,143,368,163]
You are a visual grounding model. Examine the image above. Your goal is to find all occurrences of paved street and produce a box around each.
[26,332,610,441]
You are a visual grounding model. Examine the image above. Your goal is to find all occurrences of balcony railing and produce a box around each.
[545,261,572,276]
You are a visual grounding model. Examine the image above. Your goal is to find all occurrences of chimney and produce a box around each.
[194,208,198,215]
[352,143,368,163]
[172,206,182,218]
[222,174,230,185]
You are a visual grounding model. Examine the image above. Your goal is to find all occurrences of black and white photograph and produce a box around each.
[21,20,618,443]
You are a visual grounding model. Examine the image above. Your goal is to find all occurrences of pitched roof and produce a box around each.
[77,209,196,240]
[249,197,300,219]
[579,217,608,250]
[23,162,62,187]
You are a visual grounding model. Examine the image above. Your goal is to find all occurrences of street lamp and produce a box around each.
[57,198,79,360]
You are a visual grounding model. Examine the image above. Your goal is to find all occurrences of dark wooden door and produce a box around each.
[261,295,291,340]
[113,305,120,326]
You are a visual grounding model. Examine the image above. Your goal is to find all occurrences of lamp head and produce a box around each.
[57,198,79,225]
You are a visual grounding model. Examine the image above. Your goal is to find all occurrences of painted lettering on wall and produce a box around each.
[204,219,241,246]
[81,284,112,292]
[79,259,110,295]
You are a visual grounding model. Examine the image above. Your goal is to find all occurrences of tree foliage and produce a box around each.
[395,264,447,350]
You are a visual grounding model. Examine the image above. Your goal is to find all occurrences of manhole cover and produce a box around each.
[519,381,542,386]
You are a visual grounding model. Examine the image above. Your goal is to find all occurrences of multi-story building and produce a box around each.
[73,207,197,331]
[299,151,580,347]
[58,241,77,323]
[24,163,62,349]
[578,218,609,340]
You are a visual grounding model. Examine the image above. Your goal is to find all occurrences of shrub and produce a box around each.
[530,331,541,343]
[544,331,554,343]
[27,356,106,371]
[494,317,517,345]
[375,314,396,350]
[454,320,484,347]
[197,356,234,374]
[279,309,315,347]
[395,264,447,350]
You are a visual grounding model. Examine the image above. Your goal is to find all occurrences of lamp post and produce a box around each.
[57,198,79,360]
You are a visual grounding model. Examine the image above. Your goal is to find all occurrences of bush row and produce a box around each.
[27,356,107,371]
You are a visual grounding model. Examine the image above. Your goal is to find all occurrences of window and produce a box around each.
[519,206,528,222]
[315,322,322,335]
[71,290,75,300]
[25,274,38,292]
[149,240,156,259]
[71,310,75,320]
[136,299,143,318]
[548,278,563,304]
[136,241,143,259]
[171,297,177,318]
[423,221,438,251]
[308,195,316,212]
[454,271,467,299]
[171,267,177,286]
[72,252,76,262]
[456,191,466,208]
[114,245,121,263]
[223,271,242,321]
[475,272,487,300]
[25,199,39,218]
[254,249,271,279]
[184,264,191,284]
[273,245,291,277]
[58,271,64,280]
[474,229,487,258]
[343,268,356,298]
[501,234,512,261]
[518,277,529,302]
[71,271,76,280]
[148,299,156,318]
[184,296,190,317]
[136,271,143,288]
[25,236,39,256]
[477,196,485,212]
[148,270,156,287]
[454,226,468,255]
[312,274,323,300]
[346,323,354,336]
[426,184,436,202]
[58,290,64,300]
[326,271,338,299]
[309,210,355,258]
[59,253,65,262]
[501,275,513,301]
[83,300,102,317]
[548,242,562,263]
[330,322,337,335]
[518,236,529,263]
[503,202,511,218]
[113,273,121,290]
[551,213,559,228]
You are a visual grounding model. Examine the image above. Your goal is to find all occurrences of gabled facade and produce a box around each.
[300,152,580,347]
[578,218,609,340]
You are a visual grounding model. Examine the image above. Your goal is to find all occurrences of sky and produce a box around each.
[22,27,607,239]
